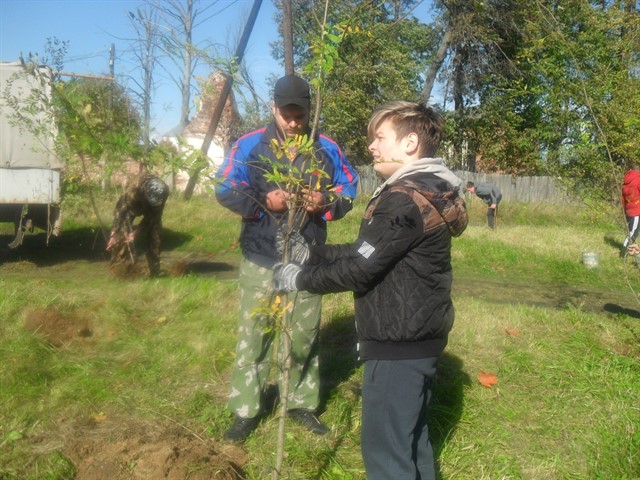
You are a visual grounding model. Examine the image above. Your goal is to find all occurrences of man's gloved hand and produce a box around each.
[275,228,310,265]
[273,263,302,292]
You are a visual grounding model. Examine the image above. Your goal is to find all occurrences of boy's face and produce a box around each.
[273,104,309,138]
[369,119,414,179]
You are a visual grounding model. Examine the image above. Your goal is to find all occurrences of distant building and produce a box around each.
[164,71,241,193]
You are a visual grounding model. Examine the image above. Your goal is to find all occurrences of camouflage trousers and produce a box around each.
[227,258,322,418]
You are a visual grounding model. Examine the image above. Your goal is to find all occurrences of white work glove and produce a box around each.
[273,263,302,292]
[275,228,310,265]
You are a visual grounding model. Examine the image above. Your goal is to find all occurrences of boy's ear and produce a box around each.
[404,132,420,156]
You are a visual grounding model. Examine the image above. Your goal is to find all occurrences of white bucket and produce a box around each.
[582,252,599,269]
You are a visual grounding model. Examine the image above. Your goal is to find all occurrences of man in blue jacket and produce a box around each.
[215,74,358,442]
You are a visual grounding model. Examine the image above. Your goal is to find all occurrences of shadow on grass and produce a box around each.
[0,227,192,267]
[430,352,472,479]
[604,303,640,352]
[318,312,359,409]
[604,233,625,252]
[604,302,640,319]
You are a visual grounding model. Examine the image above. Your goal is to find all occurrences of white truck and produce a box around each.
[0,61,63,248]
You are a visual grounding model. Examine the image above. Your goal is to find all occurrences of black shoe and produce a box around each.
[288,409,329,435]
[223,415,260,443]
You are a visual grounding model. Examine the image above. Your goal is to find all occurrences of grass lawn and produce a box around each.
[0,190,638,479]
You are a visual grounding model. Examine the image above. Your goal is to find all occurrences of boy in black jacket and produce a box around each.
[274,101,467,480]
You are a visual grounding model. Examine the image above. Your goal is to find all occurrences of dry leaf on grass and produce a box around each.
[505,327,521,337]
[478,371,498,388]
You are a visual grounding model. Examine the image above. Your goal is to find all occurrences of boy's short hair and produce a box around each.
[466,181,475,189]
[368,101,444,157]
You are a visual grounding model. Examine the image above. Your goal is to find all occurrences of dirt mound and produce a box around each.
[23,308,93,347]
[62,418,247,480]
[109,260,149,279]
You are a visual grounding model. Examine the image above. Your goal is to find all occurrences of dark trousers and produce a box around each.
[487,195,502,229]
[361,357,439,480]
[624,215,640,247]
[487,207,497,229]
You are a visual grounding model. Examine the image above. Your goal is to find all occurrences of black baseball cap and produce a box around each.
[273,74,310,109]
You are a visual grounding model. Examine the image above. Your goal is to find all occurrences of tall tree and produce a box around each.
[182,0,263,199]
[128,4,161,148]
[521,0,640,203]
[54,77,142,180]
[425,0,530,170]
[272,0,437,163]
[152,0,222,132]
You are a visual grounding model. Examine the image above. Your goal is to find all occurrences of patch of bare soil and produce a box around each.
[60,417,247,480]
[21,307,248,479]
[98,251,240,280]
[160,251,239,280]
[23,308,93,347]
[453,275,640,316]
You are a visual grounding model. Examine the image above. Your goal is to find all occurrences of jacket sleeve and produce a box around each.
[298,191,424,294]
[308,242,353,265]
[319,137,358,222]
[111,181,140,234]
[215,139,265,218]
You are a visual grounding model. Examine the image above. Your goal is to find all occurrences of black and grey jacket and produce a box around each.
[297,164,467,361]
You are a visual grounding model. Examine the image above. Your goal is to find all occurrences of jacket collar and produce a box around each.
[372,157,463,199]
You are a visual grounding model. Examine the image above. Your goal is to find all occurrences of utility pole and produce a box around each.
[283,0,294,75]
[109,44,115,78]
[108,44,115,110]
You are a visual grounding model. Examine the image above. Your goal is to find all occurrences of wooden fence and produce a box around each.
[354,165,573,204]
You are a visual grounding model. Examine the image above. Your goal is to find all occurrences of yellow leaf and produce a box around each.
[91,411,107,422]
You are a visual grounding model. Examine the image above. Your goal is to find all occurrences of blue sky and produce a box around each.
[0,0,281,136]
[1,0,436,137]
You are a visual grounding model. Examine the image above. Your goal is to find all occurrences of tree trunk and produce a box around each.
[452,47,465,167]
[422,28,452,104]
[283,0,294,75]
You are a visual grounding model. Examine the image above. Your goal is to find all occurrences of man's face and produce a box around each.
[369,119,408,179]
[273,104,309,137]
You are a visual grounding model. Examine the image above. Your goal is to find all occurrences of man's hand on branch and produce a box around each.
[266,189,289,213]
[106,230,118,251]
[301,189,324,214]
[273,263,302,292]
[106,228,136,252]
[276,228,310,265]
